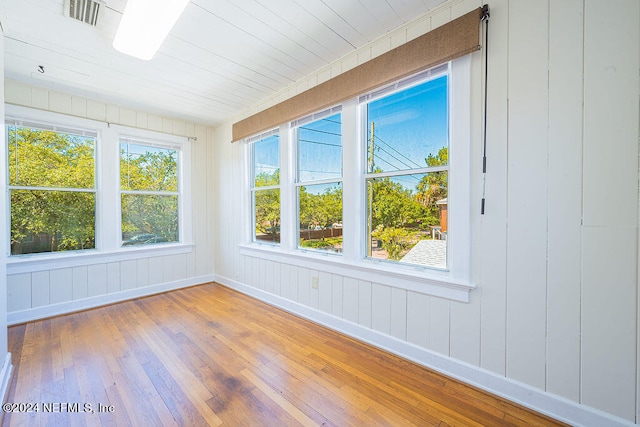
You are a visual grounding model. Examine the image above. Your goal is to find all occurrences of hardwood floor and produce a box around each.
[3,283,566,426]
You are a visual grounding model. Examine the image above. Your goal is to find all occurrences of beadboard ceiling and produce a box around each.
[0,0,446,125]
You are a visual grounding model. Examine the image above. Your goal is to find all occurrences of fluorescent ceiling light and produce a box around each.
[113,0,190,60]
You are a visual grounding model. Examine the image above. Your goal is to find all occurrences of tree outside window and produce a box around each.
[365,74,449,269]
[251,133,280,244]
[296,112,343,253]
[8,124,96,255]
[120,141,179,246]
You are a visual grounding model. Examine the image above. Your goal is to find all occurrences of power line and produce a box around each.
[373,134,423,168]
[299,126,342,137]
[299,138,341,148]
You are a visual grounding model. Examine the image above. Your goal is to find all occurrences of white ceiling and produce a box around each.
[0,0,446,126]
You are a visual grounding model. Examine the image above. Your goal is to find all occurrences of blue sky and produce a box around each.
[254,74,448,192]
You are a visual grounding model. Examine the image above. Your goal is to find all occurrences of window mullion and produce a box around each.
[341,97,362,263]
[279,123,295,251]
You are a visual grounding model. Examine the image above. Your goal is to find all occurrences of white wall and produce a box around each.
[0,16,12,408]
[213,0,640,425]
[3,80,216,324]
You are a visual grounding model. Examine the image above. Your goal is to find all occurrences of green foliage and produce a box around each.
[8,126,96,254]
[416,147,448,224]
[8,127,181,254]
[300,237,342,250]
[371,226,411,260]
[299,185,342,232]
[369,178,427,229]
[120,146,177,192]
[120,145,179,243]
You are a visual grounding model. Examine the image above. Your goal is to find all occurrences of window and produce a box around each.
[6,105,193,265]
[250,131,280,244]
[295,109,343,253]
[242,58,471,300]
[7,121,96,255]
[363,68,449,269]
[120,139,180,246]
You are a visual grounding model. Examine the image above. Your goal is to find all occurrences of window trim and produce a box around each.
[249,129,281,246]
[119,136,182,247]
[241,56,474,302]
[293,106,343,254]
[5,104,193,271]
[360,65,450,269]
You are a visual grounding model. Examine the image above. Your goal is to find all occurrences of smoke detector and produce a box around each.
[64,0,104,27]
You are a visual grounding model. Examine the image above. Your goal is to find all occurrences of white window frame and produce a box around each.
[293,106,343,255]
[5,105,193,275]
[241,57,473,302]
[248,128,281,246]
[118,134,183,247]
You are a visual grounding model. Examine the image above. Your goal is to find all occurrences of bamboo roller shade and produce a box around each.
[232,7,482,142]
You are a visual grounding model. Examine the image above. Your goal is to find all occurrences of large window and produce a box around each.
[120,139,180,246]
[6,105,192,262]
[363,69,449,269]
[250,131,280,244]
[295,109,343,253]
[7,122,96,255]
[242,59,471,298]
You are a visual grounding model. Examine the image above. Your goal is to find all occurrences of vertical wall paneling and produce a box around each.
[371,283,392,335]
[72,266,88,300]
[148,257,164,286]
[31,271,50,308]
[358,280,372,328]
[504,1,549,390]
[120,260,137,291]
[309,269,319,310]
[581,0,640,421]
[279,263,291,299]
[318,271,332,313]
[259,259,267,291]
[581,229,637,420]
[264,260,275,294]
[407,291,430,349]
[206,126,216,277]
[545,0,583,402]
[429,297,450,356]
[289,265,299,302]
[342,277,359,324]
[450,294,480,366]
[87,264,107,298]
[272,261,281,297]
[136,258,149,288]
[331,275,343,318]
[478,0,509,376]
[390,287,407,341]
[162,255,175,284]
[7,274,30,312]
[297,267,310,306]
[107,262,120,294]
[49,269,72,305]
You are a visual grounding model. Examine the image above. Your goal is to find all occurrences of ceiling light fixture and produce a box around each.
[113,0,190,60]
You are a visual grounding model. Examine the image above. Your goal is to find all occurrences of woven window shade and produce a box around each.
[232,7,482,142]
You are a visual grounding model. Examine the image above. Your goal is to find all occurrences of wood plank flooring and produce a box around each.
[2,283,566,426]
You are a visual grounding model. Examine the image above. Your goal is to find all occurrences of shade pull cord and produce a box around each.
[480,4,490,215]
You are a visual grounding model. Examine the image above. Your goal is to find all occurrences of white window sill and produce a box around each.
[7,243,194,275]
[239,243,474,302]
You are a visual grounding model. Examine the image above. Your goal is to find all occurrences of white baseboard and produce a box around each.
[0,353,13,424]
[7,274,215,325]
[216,275,636,427]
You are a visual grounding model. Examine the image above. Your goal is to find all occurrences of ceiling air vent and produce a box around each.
[64,0,104,27]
